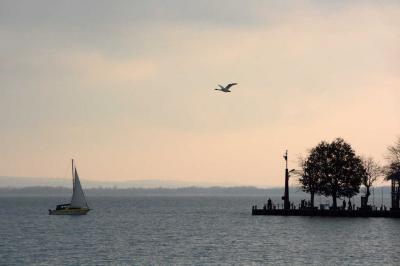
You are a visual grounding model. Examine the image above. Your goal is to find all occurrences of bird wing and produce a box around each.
[225,83,238,89]
[218,84,224,89]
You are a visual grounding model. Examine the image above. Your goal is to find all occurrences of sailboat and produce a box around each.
[49,159,90,215]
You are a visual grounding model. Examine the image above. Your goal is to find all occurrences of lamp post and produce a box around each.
[282,150,297,211]
[282,150,290,210]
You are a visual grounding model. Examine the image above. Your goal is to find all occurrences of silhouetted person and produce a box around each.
[300,199,305,209]
[348,199,352,210]
[267,198,272,210]
[342,200,346,210]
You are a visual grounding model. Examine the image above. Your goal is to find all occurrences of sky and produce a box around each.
[0,1,399,187]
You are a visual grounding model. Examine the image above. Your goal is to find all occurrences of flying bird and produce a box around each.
[214,83,238,93]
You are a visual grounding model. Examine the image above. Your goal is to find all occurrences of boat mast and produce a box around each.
[72,158,75,190]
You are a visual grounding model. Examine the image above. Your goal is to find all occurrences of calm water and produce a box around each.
[1,196,400,265]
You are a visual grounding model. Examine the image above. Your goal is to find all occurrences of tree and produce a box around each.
[361,157,382,205]
[385,137,400,180]
[384,137,400,209]
[297,155,322,208]
[302,138,366,209]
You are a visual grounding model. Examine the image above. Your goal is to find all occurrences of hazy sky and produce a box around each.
[1,1,399,187]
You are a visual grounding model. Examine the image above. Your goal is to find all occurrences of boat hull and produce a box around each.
[49,208,90,215]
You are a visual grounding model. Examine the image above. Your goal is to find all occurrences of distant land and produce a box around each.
[0,176,393,205]
[0,184,393,202]
[0,186,289,197]
[0,176,237,189]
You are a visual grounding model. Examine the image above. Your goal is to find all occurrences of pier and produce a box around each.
[252,149,400,218]
[252,207,400,218]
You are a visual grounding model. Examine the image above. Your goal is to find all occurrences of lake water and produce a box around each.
[1,196,400,265]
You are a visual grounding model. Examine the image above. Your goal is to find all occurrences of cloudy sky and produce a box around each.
[1,1,399,187]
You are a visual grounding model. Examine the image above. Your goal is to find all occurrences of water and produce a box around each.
[1,196,400,265]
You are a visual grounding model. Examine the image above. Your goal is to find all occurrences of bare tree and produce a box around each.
[387,137,400,161]
[361,157,382,205]
[386,137,400,180]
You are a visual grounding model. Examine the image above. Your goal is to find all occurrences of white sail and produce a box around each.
[70,168,88,208]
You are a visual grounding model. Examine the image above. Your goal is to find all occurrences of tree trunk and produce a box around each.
[332,192,337,209]
[310,192,315,208]
[365,185,370,205]
[332,180,338,209]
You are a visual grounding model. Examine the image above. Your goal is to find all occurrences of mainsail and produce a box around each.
[70,167,89,208]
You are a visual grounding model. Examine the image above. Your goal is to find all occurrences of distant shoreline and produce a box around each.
[0,186,289,197]
[0,186,392,198]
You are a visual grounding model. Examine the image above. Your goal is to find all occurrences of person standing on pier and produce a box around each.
[267,198,272,210]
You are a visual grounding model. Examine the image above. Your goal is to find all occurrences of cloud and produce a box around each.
[62,53,157,86]
[0,1,399,185]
